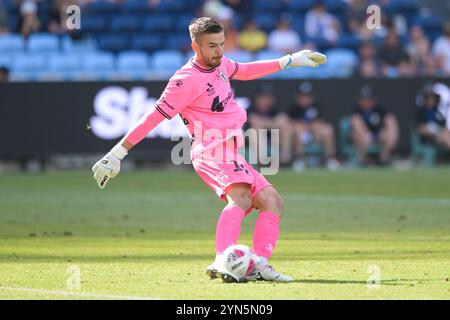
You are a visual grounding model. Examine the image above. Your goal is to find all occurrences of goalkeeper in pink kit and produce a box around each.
[92,17,326,282]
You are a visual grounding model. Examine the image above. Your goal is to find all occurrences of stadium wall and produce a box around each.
[1,78,449,160]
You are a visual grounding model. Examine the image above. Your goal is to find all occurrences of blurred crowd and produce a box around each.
[0,0,449,79]
[246,81,450,170]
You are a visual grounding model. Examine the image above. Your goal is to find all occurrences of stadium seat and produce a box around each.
[81,52,115,71]
[80,16,108,33]
[253,0,285,12]
[97,34,129,52]
[27,33,59,53]
[176,14,196,32]
[152,50,184,71]
[324,0,348,13]
[117,51,151,70]
[11,54,47,72]
[131,34,162,52]
[120,0,152,13]
[0,54,12,68]
[165,33,192,51]
[87,1,120,14]
[226,50,253,63]
[47,54,81,72]
[0,34,25,53]
[156,0,185,12]
[142,15,174,32]
[325,48,358,77]
[109,15,142,32]
[252,14,278,32]
[286,0,315,12]
[255,49,283,61]
[61,36,98,53]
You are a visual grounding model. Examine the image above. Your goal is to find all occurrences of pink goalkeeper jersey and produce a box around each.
[125,55,281,157]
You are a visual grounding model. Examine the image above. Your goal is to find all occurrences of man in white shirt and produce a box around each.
[432,23,450,76]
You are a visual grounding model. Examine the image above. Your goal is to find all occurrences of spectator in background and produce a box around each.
[304,0,341,44]
[350,85,398,165]
[0,5,9,34]
[0,66,10,82]
[377,30,411,77]
[346,0,372,39]
[356,41,380,77]
[238,21,267,52]
[416,84,450,150]
[20,0,41,38]
[287,82,339,172]
[267,16,301,54]
[406,26,432,76]
[432,22,450,76]
[247,83,292,165]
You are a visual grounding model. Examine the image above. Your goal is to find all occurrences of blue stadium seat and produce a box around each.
[152,50,185,71]
[87,1,120,14]
[0,34,25,53]
[255,49,283,61]
[61,36,98,53]
[252,14,278,32]
[336,33,362,50]
[131,34,162,52]
[27,33,59,53]
[82,52,115,71]
[0,54,12,68]
[286,0,315,12]
[325,48,358,77]
[97,34,129,52]
[12,54,47,72]
[47,54,81,72]
[156,0,185,12]
[324,0,348,13]
[142,15,174,32]
[109,15,142,32]
[253,0,285,12]
[165,33,191,51]
[120,0,152,13]
[117,51,151,70]
[226,50,253,63]
[291,14,305,35]
[176,14,196,32]
[80,16,108,33]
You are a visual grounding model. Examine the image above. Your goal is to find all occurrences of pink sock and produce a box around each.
[252,211,280,261]
[215,203,245,254]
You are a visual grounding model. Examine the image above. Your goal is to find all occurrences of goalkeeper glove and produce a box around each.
[279,50,327,69]
[92,144,128,189]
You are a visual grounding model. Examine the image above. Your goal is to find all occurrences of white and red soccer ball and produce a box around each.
[223,244,258,281]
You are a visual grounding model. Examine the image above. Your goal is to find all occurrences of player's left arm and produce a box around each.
[229,50,327,81]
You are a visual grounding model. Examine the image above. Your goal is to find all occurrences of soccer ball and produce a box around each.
[222,244,258,282]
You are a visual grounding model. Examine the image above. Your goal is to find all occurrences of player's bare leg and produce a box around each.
[350,115,372,164]
[436,128,450,149]
[207,183,252,282]
[274,113,294,165]
[310,121,340,170]
[291,122,308,171]
[378,114,399,163]
[246,186,293,282]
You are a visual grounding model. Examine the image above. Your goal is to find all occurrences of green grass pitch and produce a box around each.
[0,167,449,299]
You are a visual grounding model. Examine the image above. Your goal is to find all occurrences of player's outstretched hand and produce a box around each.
[92,145,128,189]
[279,50,327,69]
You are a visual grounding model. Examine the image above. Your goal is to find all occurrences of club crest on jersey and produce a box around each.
[206,83,215,96]
[219,70,227,82]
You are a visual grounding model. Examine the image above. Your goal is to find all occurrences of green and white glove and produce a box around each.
[92,144,128,189]
[279,49,327,69]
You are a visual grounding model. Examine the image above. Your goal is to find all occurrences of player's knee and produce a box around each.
[227,190,252,211]
[261,193,284,217]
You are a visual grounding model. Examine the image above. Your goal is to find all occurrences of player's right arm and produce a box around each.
[92,71,195,189]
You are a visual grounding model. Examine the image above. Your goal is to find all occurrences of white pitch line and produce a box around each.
[0,286,160,300]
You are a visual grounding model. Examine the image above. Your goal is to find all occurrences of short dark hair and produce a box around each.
[189,17,224,42]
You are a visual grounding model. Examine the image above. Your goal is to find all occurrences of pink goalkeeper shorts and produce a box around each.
[191,138,272,211]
